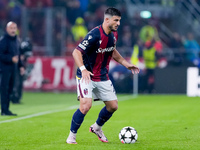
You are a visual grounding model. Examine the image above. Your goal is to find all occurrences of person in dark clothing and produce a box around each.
[170,32,184,65]
[0,21,25,116]
[10,38,32,104]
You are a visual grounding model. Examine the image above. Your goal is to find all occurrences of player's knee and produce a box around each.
[107,104,118,112]
[80,104,91,114]
[112,104,118,112]
[80,98,92,114]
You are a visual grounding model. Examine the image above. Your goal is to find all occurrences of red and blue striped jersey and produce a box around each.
[76,25,118,81]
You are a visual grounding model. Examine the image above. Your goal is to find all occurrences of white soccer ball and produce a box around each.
[119,126,138,144]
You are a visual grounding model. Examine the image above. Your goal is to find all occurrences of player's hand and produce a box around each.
[12,55,18,63]
[127,64,140,74]
[20,67,25,75]
[81,69,94,84]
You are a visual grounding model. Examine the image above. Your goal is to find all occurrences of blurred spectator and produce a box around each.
[79,0,89,14]
[53,0,67,7]
[24,0,52,8]
[118,25,132,47]
[139,24,158,43]
[93,5,107,25]
[132,30,140,46]
[170,32,184,65]
[161,0,174,7]
[154,40,163,53]
[84,12,99,31]
[0,0,7,19]
[65,34,76,56]
[54,33,62,56]
[7,0,22,25]
[142,39,159,93]
[71,17,88,43]
[28,12,45,46]
[0,0,7,34]
[88,0,106,13]
[182,32,200,66]
[53,11,62,56]
[66,0,81,24]
[10,38,33,104]
[131,40,143,66]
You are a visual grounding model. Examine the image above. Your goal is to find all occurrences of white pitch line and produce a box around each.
[0,95,135,124]
[0,105,79,124]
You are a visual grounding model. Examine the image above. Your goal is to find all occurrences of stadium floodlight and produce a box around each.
[140,10,152,19]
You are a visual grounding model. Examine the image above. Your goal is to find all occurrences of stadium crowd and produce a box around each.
[0,0,199,56]
[0,0,199,62]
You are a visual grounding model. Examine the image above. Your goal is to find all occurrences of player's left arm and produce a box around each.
[112,49,140,74]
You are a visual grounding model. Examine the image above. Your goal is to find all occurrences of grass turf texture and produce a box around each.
[0,92,200,150]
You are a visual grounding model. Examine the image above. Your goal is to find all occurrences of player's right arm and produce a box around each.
[112,49,140,74]
[72,49,94,84]
[73,27,100,83]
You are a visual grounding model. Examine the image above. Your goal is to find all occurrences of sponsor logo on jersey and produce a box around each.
[99,40,102,44]
[96,46,115,53]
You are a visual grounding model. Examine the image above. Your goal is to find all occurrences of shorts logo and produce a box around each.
[84,88,88,95]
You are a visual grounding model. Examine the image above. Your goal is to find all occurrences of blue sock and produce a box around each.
[96,106,113,126]
[70,109,85,133]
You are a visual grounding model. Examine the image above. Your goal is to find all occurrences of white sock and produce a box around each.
[69,131,76,137]
[94,122,102,130]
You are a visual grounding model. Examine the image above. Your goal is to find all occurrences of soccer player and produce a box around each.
[66,7,140,144]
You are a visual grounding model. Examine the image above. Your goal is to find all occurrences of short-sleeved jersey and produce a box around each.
[76,25,118,81]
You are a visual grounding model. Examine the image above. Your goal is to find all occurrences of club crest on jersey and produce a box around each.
[84,88,88,95]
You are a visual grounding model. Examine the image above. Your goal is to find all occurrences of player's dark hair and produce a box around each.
[105,7,121,17]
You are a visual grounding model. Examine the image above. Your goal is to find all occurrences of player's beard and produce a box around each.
[109,25,118,32]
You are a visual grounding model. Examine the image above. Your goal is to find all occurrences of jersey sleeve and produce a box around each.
[76,27,100,54]
[113,31,118,41]
[113,31,118,48]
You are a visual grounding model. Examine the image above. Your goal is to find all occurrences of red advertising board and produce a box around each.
[24,57,77,91]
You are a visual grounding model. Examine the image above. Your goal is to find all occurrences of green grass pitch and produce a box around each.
[1,92,200,150]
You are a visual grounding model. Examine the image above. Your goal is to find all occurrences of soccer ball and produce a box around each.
[119,126,138,144]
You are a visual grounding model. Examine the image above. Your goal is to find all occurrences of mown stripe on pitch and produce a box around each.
[0,95,134,124]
